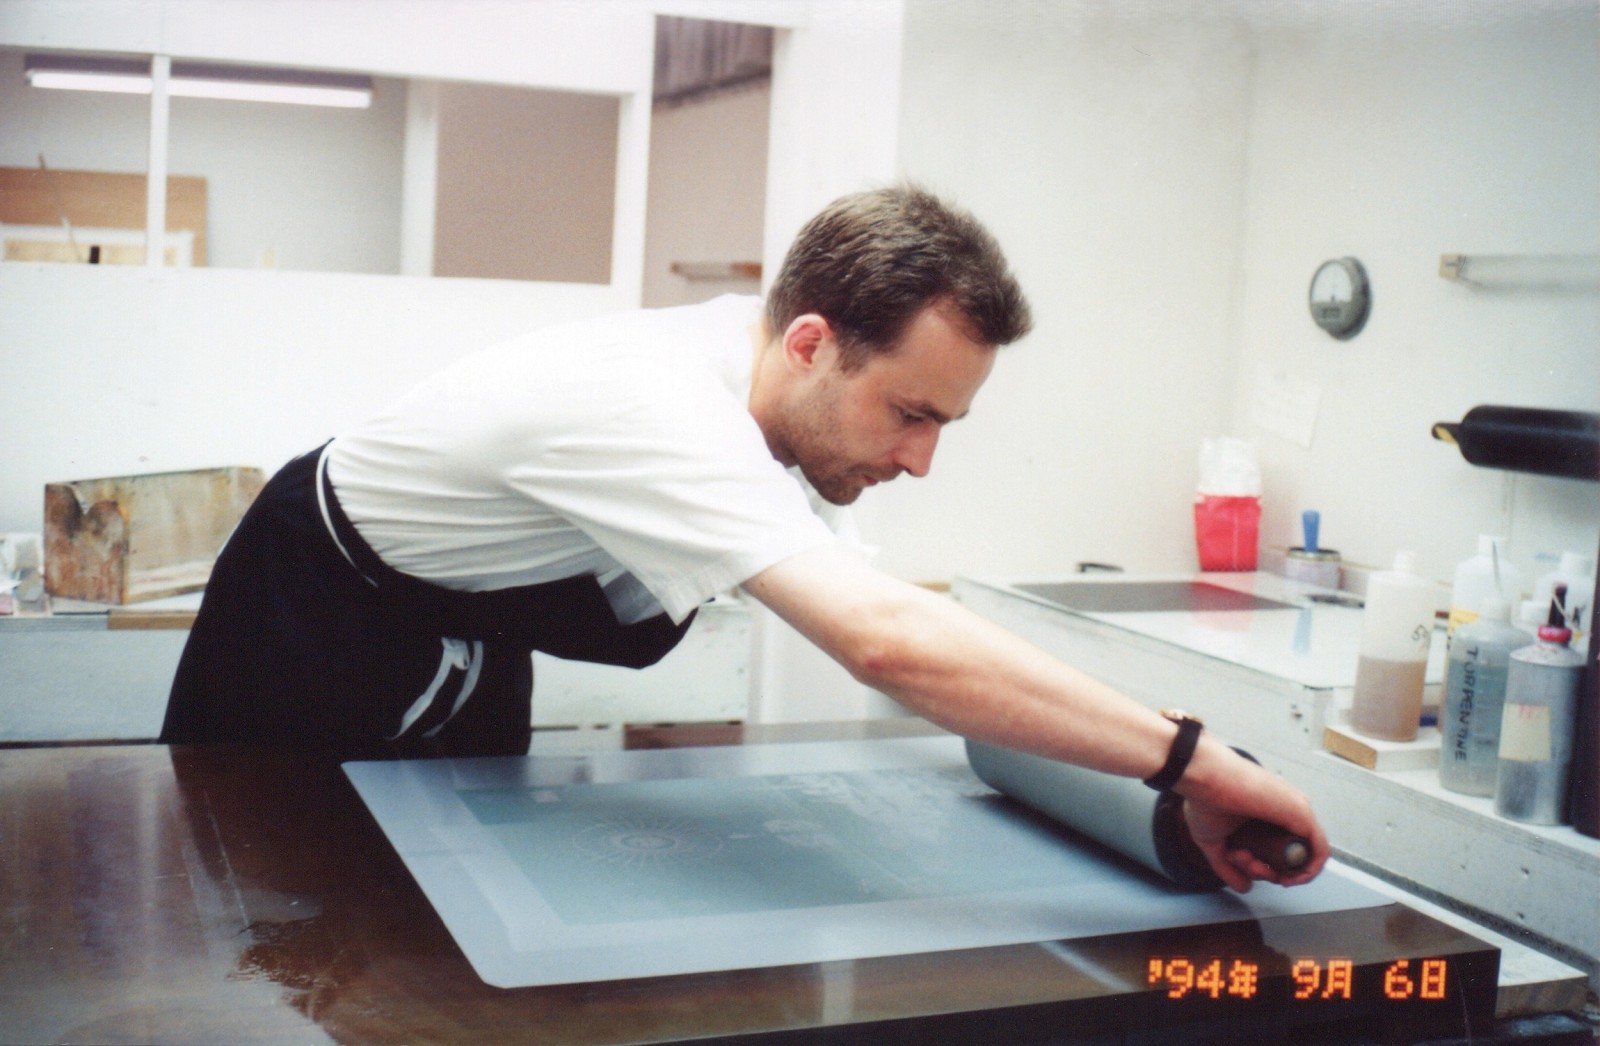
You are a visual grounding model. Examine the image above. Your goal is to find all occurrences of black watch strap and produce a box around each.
[1144,712,1203,792]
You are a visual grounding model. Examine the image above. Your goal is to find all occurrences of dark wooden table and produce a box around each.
[1,721,1501,1045]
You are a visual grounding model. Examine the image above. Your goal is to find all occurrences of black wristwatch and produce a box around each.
[1143,710,1203,792]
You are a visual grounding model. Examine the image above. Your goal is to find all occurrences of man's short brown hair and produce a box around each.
[765,184,1033,370]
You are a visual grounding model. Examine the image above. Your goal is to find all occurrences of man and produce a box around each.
[163,184,1327,892]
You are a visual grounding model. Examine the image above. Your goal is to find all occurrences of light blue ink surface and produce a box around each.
[346,736,1392,988]
[459,766,1128,925]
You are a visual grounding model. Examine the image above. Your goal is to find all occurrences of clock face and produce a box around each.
[1309,257,1369,338]
[1311,263,1353,302]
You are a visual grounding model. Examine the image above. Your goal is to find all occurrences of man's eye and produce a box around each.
[899,410,925,425]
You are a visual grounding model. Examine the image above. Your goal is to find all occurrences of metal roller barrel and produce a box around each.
[965,739,1308,892]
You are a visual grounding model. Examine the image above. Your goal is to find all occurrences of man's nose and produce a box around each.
[893,425,939,478]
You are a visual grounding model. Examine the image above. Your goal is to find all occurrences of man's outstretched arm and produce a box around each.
[742,542,1330,892]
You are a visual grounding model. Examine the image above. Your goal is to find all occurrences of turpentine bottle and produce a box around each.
[1439,597,1523,796]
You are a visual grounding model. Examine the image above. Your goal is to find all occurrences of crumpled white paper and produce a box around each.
[1197,437,1261,497]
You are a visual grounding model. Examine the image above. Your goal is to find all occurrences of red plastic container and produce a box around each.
[1194,494,1261,572]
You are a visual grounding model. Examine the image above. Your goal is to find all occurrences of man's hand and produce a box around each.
[1177,739,1330,892]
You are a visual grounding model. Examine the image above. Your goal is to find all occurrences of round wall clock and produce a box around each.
[1308,257,1370,339]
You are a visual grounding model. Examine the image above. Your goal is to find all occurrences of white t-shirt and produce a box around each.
[326,295,846,625]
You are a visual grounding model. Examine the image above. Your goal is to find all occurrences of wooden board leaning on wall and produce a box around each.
[0,166,207,266]
[44,467,264,605]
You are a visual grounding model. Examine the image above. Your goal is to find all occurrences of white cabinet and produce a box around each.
[0,616,189,742]
[532,597,752,727]
[0,597,753,742]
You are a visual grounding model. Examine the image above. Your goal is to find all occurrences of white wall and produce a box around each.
[0,0,654,94]
[0,265,626,532]
[750,0,909,723]
[881,1,1257,581]
[1233,3,1600,586]
[0,51,637,527]
[0,0,905,727]
[762,1,906,271]
[0,0,664,532]
[881,0,1598,596]
[167,79,407,274]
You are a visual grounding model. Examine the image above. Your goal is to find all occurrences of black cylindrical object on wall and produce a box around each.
[1432,406,1600,482]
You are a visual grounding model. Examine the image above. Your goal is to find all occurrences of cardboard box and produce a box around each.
[44,467,264,605]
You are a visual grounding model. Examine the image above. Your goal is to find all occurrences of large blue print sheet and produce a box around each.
[345,736,1387,988]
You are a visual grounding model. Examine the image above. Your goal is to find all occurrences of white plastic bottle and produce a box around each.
[1516,599,1545,637]
[1351,551,1440,742]
[1532,551,1595,646]
[1438,597,1524,796]
[1447,535,1525,635]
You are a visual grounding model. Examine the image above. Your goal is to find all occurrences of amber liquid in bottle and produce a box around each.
[1349,655,1428,742]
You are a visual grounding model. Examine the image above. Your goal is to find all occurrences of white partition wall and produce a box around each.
[0,0,724,526]
[0,0,910,728]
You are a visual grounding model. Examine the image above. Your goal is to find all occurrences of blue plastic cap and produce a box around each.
[1301,510,1321,554]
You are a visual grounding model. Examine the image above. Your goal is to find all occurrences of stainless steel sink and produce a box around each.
[1014,581,1301,614]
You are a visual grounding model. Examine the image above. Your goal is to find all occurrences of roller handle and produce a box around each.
[1225,818,1311,876]
[1155,790,1311,889]
[1216,747,1310,878]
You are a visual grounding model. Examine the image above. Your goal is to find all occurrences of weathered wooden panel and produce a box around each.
[43,467,264,604]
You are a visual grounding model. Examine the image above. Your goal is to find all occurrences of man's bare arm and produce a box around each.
[742,542,1329,891]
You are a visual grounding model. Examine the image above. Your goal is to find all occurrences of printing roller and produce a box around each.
[966,740,1310,892]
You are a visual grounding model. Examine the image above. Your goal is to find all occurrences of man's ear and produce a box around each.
[781,313,833,372]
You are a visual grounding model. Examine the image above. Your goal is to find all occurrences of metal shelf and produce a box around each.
[669,260,761,282]
[1439,253,1600,290]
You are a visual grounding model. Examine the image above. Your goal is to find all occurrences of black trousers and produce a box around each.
[160,445,694,760]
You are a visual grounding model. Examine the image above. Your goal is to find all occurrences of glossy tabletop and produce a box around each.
[0,721,1498,1045]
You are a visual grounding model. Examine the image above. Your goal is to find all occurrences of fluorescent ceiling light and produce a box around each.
[24,54,373,108]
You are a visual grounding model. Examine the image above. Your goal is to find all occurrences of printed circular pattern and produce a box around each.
[573,816,725,867]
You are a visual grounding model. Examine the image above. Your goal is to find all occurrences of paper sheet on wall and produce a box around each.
[345,736,1387,988]
[1250,368,1323,448]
